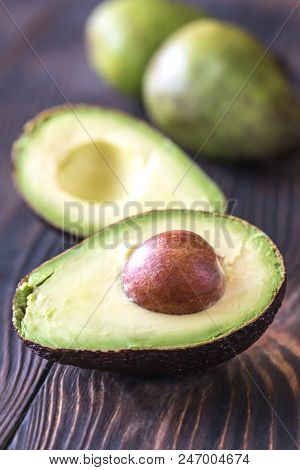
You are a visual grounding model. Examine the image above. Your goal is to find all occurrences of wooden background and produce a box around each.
[0,0,299,450]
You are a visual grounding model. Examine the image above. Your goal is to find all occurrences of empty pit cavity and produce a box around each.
[56,140,147,202]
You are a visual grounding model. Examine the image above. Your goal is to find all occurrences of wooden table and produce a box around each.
[0,0,299,450]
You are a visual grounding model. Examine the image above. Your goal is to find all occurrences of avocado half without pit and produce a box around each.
[13,210,286,375]
[12,106,225,237]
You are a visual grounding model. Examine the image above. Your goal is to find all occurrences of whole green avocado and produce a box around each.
[85,0,204,95]
[143,20,300,160]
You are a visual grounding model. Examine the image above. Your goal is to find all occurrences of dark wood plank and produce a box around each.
[0,0,68,74]
[0,0,299,450]
[7,335,300,450]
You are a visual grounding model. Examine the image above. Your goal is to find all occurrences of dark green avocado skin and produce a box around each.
[143,20,300,160]
[15,281,286,376]
[86,0,204,95]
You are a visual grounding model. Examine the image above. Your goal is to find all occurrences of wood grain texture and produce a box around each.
[0,1,72,448]
[0,0,299,450]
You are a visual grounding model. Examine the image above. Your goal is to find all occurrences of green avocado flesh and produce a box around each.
[143,19,300,160]
[85,0,204,95]
[14,210,285,353]
[13,106,224,237]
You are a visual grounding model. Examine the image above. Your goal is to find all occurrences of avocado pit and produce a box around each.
[122,230,226,315]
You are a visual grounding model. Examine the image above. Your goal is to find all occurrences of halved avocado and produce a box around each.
[13,210,286,375]
[12,106,225,237]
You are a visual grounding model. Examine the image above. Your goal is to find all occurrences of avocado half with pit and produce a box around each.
[12,106,225,237]
[13,210,286,375]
